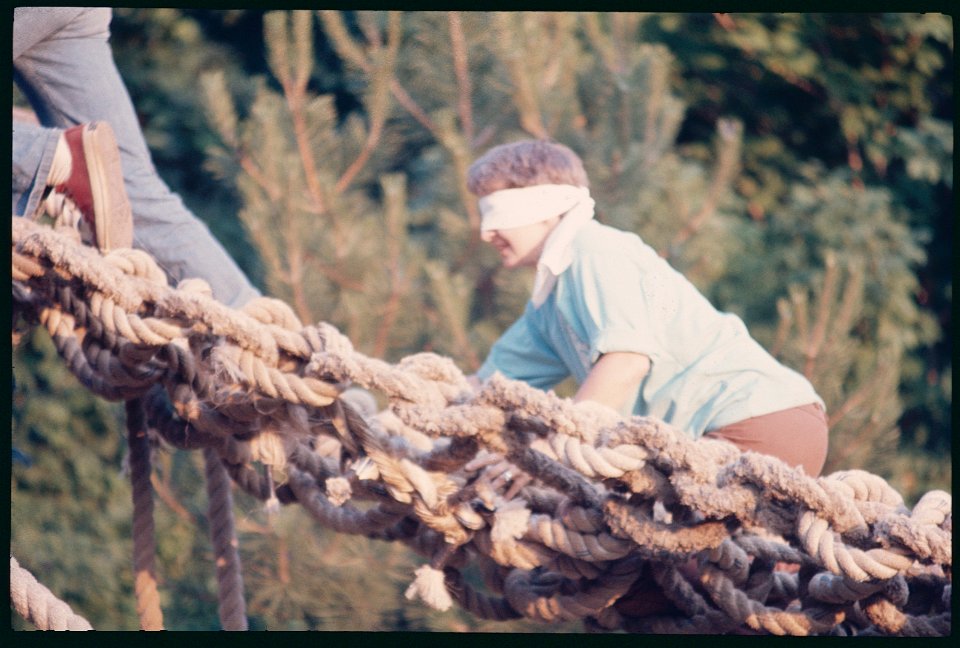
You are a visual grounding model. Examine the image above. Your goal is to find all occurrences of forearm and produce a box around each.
[574,352,650,413]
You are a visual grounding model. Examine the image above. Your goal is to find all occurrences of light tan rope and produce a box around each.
[10,556,93,630]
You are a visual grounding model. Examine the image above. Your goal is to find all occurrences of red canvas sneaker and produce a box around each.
[46,122,133,251]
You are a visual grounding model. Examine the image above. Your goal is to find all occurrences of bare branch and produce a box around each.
[448,12,474,144]
[335,12,401,194]
[495,13,548,139]
[665,119,742,255]
[804,251,840,377]
[150,473,197,526]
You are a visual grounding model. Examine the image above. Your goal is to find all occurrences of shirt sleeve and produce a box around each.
[476,306,570,390]
[567,247,673,364]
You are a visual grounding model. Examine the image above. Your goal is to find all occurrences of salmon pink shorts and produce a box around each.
[704,403,828,477]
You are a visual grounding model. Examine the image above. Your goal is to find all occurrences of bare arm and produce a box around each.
[574,352,650,413]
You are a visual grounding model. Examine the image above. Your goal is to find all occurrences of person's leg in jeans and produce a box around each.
[13,7,260,308]
[11,122,59,217]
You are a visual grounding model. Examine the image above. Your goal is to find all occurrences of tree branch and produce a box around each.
[150,473,197,526]
[335,12,401,194]
[665,119,742,256]
[448,12,474,144]
[804,251,839,378]
[496,13,547,139]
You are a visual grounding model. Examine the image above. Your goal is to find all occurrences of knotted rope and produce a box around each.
[10,218,952,634]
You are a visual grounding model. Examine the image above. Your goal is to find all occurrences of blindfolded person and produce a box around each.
[467,139,828,477]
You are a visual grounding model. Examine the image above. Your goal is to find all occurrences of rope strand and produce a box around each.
[125,398,164,631]
[203,447,249,630]
[10,556,93,630]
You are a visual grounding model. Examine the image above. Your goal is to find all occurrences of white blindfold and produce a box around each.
[479,184,590,231]
[478,184,595,307]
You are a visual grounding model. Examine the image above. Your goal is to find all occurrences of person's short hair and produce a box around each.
[466,139,589,196]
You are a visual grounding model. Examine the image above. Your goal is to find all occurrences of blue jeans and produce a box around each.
[12,7,260,308]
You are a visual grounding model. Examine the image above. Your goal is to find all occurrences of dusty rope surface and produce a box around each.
[11,218,952,634]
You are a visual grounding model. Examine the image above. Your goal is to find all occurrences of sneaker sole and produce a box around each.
[82,122,133,251]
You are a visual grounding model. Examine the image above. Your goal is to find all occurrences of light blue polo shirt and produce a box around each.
[477,220,824,437]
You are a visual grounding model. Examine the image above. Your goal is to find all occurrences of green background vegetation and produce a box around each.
[11,10,952,631]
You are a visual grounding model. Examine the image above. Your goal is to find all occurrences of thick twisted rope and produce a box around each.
[203,446,249,631]
[126,398,165,631]
[11,218,952,635]
[10,556,93,630]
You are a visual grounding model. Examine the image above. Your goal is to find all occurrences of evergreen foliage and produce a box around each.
[11,10,951,631]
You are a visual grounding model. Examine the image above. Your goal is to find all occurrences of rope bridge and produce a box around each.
[10,217,951,634]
